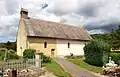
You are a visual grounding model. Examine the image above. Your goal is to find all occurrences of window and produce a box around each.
[20,47,22,49]
[68,42,70,48]
[44,42,47,48]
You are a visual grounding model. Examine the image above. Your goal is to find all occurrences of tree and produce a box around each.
[0,42,16,51]
[91,25,120,49]
[111,28,120,49]
[84,40,110,66]
[10,42,16,51]
[6,41,11,50]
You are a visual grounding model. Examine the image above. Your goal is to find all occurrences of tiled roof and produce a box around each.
[23,18,91,41]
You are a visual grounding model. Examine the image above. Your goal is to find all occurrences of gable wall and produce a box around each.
[17,19,27,56]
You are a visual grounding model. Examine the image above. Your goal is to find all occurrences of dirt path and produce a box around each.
[55,57,97,77]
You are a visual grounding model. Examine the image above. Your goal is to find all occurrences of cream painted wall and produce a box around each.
[56,39,86,56]
[17,19,88,57]
[28,38,57,57]
[17,19,27,56]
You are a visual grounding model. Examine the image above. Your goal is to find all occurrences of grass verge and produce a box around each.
[67,58,103,73]
[43,59,72,77]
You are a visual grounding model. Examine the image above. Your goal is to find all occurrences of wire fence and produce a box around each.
[0,59,38,70]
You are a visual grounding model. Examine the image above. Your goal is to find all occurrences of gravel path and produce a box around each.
[55,57,97,77]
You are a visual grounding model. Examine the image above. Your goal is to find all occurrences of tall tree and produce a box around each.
[111,26,120,49]
[91,25,120,49]
[6,41,11,50]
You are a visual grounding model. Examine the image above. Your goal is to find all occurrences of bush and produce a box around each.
[23,49,36,59]
[109,53,120,64]
[84,40,110,66]
[0,55,4,60]
[0,51,5,60]
[0,50,20,60]
[65,53,84,59]
[40,53,51,63]
[7,51,20,59]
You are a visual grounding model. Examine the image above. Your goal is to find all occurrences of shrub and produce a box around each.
[65,55,84,59]
[40,53,51,63]
[109,52,120,64]
[84,39,110,66]
[0,51,5,60]
[0,50,20,60]
[0,55,4,60]
[7,51,20,59]
[23,49,36,59]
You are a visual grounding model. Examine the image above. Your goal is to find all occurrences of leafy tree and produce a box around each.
[6,41,11,50]
[10,42,16,51]
[84,40,110,66]
[91,25,120,49]
[110,26,120,49]
[6,50,20,59]
[0,50,20,60]
[0,41,16,51]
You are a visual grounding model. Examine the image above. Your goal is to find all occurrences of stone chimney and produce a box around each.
[20,8,28,19]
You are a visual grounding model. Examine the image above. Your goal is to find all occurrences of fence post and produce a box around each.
[35,52,41,68]
[8,69,17,77]
[12,69,17,77]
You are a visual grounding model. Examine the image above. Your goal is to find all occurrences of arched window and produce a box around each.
[44,42,47,48]
[68,42,70,48]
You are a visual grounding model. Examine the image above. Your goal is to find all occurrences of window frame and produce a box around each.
[68,42,70,48]
[44,41,47,48]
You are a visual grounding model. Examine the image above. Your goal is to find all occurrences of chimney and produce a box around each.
[20,8,28,19]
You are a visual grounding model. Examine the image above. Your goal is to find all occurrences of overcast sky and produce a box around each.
[0,0,120,42]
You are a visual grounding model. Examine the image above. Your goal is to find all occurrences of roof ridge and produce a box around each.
[27,18,84,29]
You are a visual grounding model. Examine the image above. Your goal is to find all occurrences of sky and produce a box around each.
[0,0,120,42]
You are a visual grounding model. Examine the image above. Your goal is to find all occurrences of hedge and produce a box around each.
[84,40,110,66]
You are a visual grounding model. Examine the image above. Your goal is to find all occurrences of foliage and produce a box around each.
[44,59,72,77]
[109,52,120,64]
[110,26,120,49]
[91,25,120,49]
[6,41,11,50]
[40,53,51,63]
[23,49,36,59]
[84,40,110,66]
[91,33,111,43]
[6,50,20,59]
[68,58,102,73]
[65,55,84,59]
[0,50,20,60]
[0,41,16,51]
[0,52,5,60]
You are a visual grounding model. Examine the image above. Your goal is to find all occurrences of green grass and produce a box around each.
[43,59,72,77]
[68,58,103,73]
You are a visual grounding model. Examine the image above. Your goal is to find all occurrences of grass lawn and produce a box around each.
[43,59,72,77]
[67,58,103,73]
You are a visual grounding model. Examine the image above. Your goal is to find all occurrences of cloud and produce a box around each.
[0,0,120,42]
[45,0,120,32]
[0,0,20,42]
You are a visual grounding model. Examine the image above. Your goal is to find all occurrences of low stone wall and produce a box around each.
[17,67,45,77]
[17,67,56,77]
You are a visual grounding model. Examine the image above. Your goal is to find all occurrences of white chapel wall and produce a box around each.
[56,39,86,56]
